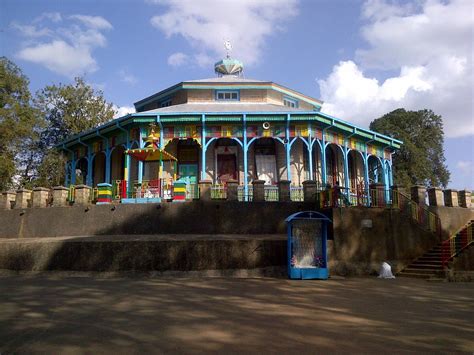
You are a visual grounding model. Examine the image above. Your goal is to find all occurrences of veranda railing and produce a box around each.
[237,185,253,201]
[290,185,304,202]
[264,185,279,201]
[211,184,227,199]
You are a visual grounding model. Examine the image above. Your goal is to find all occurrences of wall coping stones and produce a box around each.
[33,187,50,192]
[16,188,32,193]
[75,184,92,190]
[427,187,444,207]
[53,186,69,191]
[444,189,459,207]
[1,191,17,210]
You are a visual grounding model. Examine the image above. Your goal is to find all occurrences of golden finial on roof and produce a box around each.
[144,123,160,148]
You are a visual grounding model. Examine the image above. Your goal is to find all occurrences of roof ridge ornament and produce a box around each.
[215,40,244,77]
[224,39,232,58]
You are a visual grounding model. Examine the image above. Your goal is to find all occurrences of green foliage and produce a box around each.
[0,59,116,189]
[370,108,450,188]
[35,150,67,188]
[35,77,115,147]
[0,57,42,190]
[33,77,115,187]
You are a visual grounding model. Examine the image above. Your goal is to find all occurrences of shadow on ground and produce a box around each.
[0,275,473,353]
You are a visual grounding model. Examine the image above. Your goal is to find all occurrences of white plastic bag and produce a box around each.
[378,262,396,279]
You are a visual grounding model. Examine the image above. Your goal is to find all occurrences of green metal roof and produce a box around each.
[246,115,286,122]
[160,116,201,122]
[205,115,242,122]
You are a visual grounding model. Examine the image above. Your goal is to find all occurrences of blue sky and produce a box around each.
[1,0,472,189]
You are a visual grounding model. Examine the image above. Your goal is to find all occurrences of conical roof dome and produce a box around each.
[214,57,244,76]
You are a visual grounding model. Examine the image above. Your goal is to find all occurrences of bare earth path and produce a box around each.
[0,274,473,354]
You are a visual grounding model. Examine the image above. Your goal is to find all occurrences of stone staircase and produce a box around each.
[398,243,445,279]
[398,221,471,279]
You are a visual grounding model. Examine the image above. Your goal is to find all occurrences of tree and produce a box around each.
[370,108,450,188]
[35,77,115,147]
[34,77,115,186]
[0,57,41,190]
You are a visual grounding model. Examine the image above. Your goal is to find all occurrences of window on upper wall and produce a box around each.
[160,99,172,107]
[216,90,239,101]
[284,97,298,108]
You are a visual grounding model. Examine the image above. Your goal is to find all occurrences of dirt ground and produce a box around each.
[0,273,473,354]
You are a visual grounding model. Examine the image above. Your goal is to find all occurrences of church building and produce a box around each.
[59,53,401,202]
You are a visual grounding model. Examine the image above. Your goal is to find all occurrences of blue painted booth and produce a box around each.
[286,211,332,280]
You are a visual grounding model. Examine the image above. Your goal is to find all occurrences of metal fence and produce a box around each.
[264,185,279,201]
[237,185,253,201]
[211,184,227,200]
[290,186,304,202]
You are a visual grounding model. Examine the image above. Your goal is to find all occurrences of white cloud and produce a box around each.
[13,13,112,78]
[319,0,474,138]
[118,69,138,85]
[150,0,299,67]
[34,12,62,23]
[10,22,53,37]
[113,105,135,118]
[17,40,98,77]
[361,0,414,21]
[456,161,473,175]
[167,52,189,67]
[68,15,113,30]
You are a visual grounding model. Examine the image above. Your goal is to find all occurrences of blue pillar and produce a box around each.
[201,114,206,180]
[156,116,164,194]
[126,131,132,192]
[363,152,370,206]
[286,114,291,181]
[243,114,248,201]
[125,153,131,180]
[138,126,146,184]
[65,161,70,186]
[86,156,93,186]
[383,160,390,201]
[389,159,394,187]
[116,122,131,193]
[307,123,313,181]
[343,142,350,197]
[71,159,77,185]
[286,143,292,181]
[105,148,111,184]
[321,129,327,186]
[86,146,93,186]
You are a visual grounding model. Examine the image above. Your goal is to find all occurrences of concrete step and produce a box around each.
[397,272,433,279]
[402,268,441,275]
[417,256,441,262]
[409,263,443,269]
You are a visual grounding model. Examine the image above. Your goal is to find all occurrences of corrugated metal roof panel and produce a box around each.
[246,115,286,122]
[205,115,242,122]
[160,116,201,122]
[290,115,317,121]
